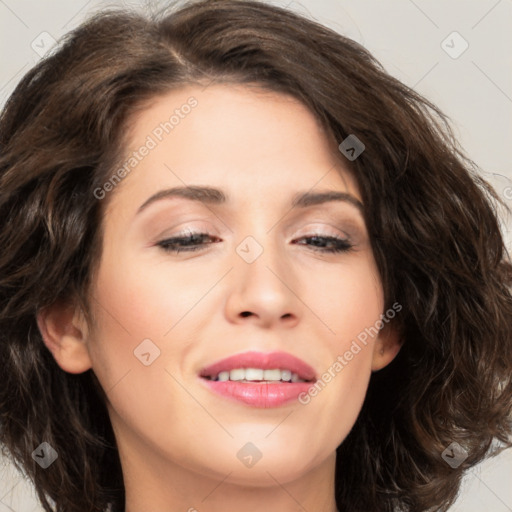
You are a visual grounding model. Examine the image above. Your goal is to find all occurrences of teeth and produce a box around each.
[245,368,264,380]
[281,370,292,381]
[229,369,245,381]
[263,369,281,380]
[211,368,307,383]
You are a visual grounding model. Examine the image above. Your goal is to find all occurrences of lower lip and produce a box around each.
[199,378,316,408]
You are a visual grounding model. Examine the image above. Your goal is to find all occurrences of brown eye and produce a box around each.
[293,234,353,254]
[157,232,219,254]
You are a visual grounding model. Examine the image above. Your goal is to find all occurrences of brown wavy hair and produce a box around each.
[1,1,511,511]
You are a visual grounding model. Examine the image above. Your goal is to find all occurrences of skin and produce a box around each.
[38,84,401,512]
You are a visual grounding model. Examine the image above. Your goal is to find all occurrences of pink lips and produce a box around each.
[198,350,317,408]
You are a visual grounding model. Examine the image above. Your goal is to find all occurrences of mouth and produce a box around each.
[201,368,312,383]
[198,350,317,408]
[199,350,317,383]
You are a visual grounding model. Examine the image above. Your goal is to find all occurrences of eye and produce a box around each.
[156,231,353,254]
[157,231,219,254]
[293,234,353,253]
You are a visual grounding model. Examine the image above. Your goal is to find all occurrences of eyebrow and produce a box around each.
[136,185,364,214]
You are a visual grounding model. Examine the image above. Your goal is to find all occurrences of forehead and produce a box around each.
[104,83,361,215]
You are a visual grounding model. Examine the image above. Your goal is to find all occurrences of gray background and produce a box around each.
[1,0,511,510]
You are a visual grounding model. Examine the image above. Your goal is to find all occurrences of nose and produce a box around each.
[224,235,301,329]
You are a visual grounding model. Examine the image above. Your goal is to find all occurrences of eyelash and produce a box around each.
[156,231,354,254]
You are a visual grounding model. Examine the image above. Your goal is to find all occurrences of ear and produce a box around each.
[36,300,93,374]
[371,321,402,372]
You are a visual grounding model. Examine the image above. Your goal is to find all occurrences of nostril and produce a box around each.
[240,311,252,317]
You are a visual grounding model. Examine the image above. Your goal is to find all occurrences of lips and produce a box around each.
[199,350,317,382]
[198,351,318,407]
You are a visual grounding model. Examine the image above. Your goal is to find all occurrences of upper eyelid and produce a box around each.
[164,223,351,237]
[157,214,364,231]
[155,222,364,246]
[148,209,367,242]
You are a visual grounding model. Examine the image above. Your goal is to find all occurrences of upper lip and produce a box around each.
[199,350,317,382]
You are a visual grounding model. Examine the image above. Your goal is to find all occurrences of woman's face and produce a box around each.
[46,84,400,489]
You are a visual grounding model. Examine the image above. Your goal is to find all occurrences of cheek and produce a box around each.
[85,258,195,442]
[85,247,218,400]
[309,254,384,344]
[89,253,198,344]
[298,256,383,437]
